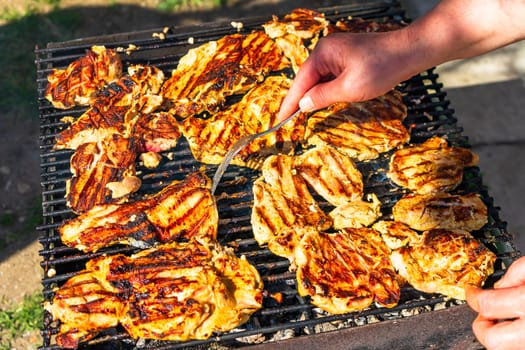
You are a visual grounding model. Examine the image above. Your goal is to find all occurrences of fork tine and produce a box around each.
[210,109,300,194]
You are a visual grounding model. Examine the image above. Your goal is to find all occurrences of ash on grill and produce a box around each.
[35,1,519,349]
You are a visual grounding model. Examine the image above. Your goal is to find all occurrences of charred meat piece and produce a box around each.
[251,153,332,249]
[182,75,306,168]
[44,270,123,349]
[133,111,181,153]
[294,228,400,314]
[324,17,403,35]
[59,171,217,252]
[263,8,329,72]
[45,45,122,109]
[387,136,479,194]
[87,239,263,341]
[294,145,363,206]
[66,134,140,214]
[55,65,164,150]
[392,192,488,231]
[373,220,496,300]
[161,31,290,118]
[306,90,409,161]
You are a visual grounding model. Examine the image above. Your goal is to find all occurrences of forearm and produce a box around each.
[403,0,525,76]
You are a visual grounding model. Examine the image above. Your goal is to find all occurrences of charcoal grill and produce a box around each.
[35,1,520,349]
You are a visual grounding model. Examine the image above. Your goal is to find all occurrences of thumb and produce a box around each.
[299,76,354,112]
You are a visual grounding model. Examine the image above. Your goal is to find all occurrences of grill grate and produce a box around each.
[36,1,519,349]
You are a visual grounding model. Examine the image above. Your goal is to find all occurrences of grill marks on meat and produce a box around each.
[263,8,329,72]
[182,75,306,168]
[45,46,123,109]
[161,31,290,118]
[46,239,263,346]
[306,90,409,161]
[387,136,479,194]
[251,153,331,251]
[373,221,496,300]
[294,228,400,314]
[133,111,181,153]
[55,65,165,150]
[59,171,217,252]
[66,134,140,214]
[44,271,123,348]
[393,192,488,232]
[294,145,363,206]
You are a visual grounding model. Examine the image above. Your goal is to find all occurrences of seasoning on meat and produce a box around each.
[329,193,382,230]
[182,75,306,168]
[306,90,409,161]
[45,45,123,109]
[373,220,496,300]
[294,228,400,314]
[59,171,217,252]
[387,136,479,194]
[392,192,488,231]
[161,31,290,118]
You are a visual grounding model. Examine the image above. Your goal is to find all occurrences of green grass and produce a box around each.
[0,293,44,349]
[157,0,225,11]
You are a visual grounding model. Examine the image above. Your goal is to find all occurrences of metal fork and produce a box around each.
[210,109,301,194]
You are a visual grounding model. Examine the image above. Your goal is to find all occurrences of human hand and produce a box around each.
[277,29,416,122]
[466,256,525,350]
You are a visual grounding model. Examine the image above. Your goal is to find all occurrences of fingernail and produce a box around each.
[299,96,314,112]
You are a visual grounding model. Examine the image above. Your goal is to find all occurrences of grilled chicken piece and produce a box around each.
[66,134,140,214]
[45,45,122,109]
[55,65,164,150]
[44,270,123,349]
[294,145,363,206]
[392,192,488,231]
[387,136,479,194]
[306,90,409,161]
[59,171,217,252]
[87,239,263,341]
[263,8,328,72]
[182,75,306,168]
[324,17,402,35]
[133,111,181,153]
[251,153,332,248]
[161,31,290,118]
[373,220,496,300]
[329,193,382,230]
[294,228,400,314]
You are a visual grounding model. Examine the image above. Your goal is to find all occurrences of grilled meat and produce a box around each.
[182,75,306,168]
[44,270,123,349]
[392,192,488,231]
[295,145,363,206]
[55,64,164,150]
[66,134,140,214]
[251,153,332,248]
[45,45,122,109]
[295,228,400,314]
[161,31,290,118]
[305,90,409,161]
[263,8,328,72]
[133,111,181,153]
[324,17,402,35]
[329,193,382,230]
[373,220,496,300]
[387,136,479,194]
[87,239,263,341]
[59,171,217,252]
